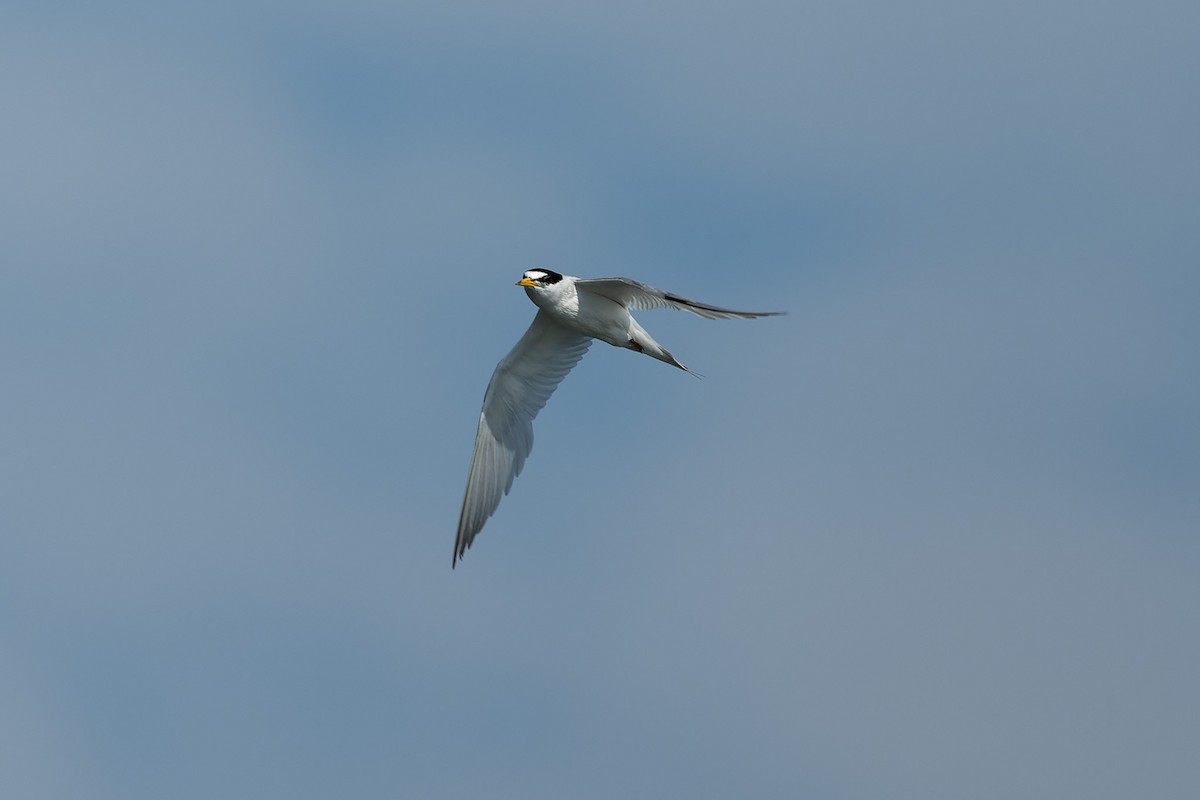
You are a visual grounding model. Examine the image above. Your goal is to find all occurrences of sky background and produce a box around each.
[3,2,1198,798]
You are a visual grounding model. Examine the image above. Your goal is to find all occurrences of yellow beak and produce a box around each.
[516,278,538,288]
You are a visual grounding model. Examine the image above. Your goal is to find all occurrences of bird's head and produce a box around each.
[516,269,564,290]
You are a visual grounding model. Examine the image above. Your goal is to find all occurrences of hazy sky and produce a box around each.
[3,2,1198,798]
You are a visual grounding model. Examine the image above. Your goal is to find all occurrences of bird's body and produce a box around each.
[453,269,782,566]
[523,273,686,368]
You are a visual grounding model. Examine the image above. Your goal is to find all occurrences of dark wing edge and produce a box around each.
[575,277,786,320]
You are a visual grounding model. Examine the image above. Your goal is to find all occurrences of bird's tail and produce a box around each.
[627,318,697,375]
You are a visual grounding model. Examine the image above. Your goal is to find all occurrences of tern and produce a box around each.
[453,268,782,566]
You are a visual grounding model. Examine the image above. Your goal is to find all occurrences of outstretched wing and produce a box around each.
[454,310,592,566]
[575,277,784,320]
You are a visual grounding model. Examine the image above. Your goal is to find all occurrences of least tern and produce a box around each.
[454,269,782,567]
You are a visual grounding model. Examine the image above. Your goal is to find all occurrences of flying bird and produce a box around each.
[453,269,782,566]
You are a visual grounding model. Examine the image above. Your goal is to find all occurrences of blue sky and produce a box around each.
[3,2,1198,798]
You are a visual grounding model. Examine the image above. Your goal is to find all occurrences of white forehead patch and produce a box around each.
[524,270,548,281]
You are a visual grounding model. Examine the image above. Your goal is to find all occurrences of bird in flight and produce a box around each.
[453,269,783,567]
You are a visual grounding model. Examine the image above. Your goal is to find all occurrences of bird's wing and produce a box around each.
[575,277,784,320]
[454,310,592,566]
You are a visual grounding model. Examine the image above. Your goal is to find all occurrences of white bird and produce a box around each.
[453,269,783,566]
